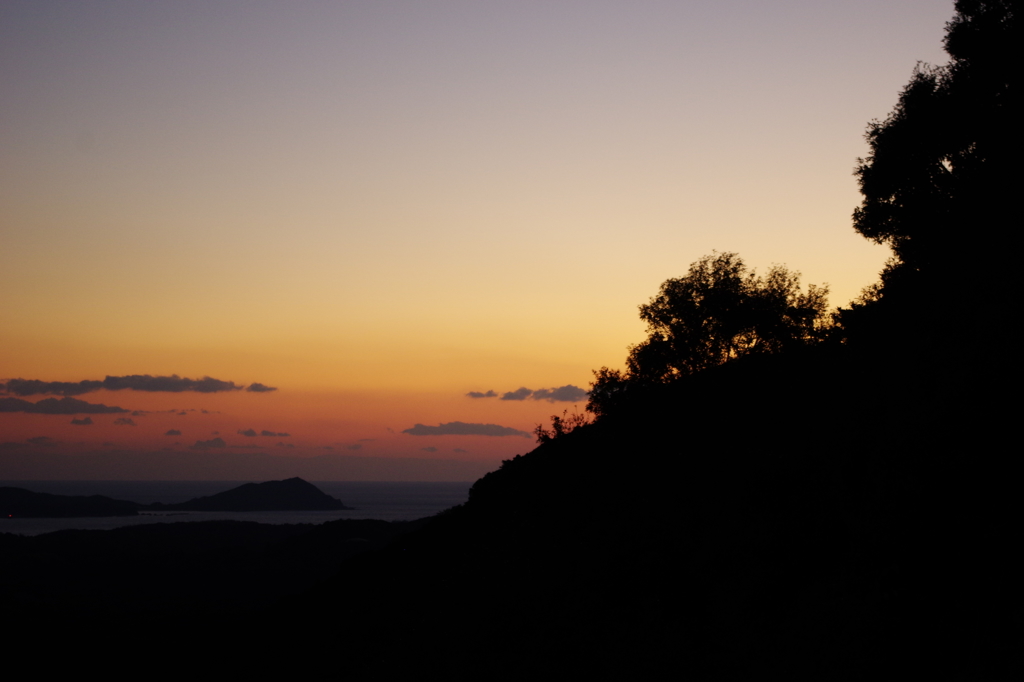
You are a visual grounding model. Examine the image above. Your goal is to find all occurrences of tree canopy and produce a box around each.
[852,0,1017,292]
[588,252,829,415]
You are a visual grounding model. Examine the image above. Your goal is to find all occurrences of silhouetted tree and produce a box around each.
[589,252,829,415]
[852,0,1017,294]
[534,407,592,443]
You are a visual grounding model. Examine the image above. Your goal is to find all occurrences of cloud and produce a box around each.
[2,379,102,397]
[190,437,227,450]
[1,374,255,396]
[165,429,182,436]
[466,390,497,399]
[346,444,363,451]
[238,428,258,437]
[421,446,438,452]
[454,448,468,453]
[489,385,589,401]
[493,385,590,403]
[70,417,94,426]
[276,442,295,448]
[530,385,589,403]
[402,421,531,438]
[260,430,290,437]
[0,397,128,414]
[500,387,533,401]
[131,410,148,416]
[27,436,58,447]
[246,383,277,392]
[113,417,136,426]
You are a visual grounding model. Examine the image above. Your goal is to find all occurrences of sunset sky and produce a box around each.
[1,1,954,480]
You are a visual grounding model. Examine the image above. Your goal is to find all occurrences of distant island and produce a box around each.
[146,477,352,512]
[1,477,351,518]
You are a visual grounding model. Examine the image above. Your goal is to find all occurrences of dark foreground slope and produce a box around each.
[3,343,1017,678]
[275,342,1019,679]
[2,517,423,617]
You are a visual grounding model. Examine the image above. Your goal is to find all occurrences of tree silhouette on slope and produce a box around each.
[589,252,829,416]
[853,0,1018,295]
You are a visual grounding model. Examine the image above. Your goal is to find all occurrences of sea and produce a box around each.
[0,480,473,536]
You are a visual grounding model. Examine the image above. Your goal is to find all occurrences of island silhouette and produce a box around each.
[1,477,351,517]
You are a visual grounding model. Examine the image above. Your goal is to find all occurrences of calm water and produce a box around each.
[0,480,473,536]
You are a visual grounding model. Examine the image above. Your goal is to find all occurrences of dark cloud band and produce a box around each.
[1,375,274,396]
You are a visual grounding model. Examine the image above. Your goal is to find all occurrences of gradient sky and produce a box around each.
[1,1,955,479]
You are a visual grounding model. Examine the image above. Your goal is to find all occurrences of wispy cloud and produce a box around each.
[466,390,497,399]
[495,385,589,402]
[402,421,531,438]
[500,387,533,401]
[190,437,227,449]
[530,385,589,402]
[70,417,94,426]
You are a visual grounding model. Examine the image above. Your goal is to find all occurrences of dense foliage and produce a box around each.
[853,0,1017,294]
[587,252,829,416]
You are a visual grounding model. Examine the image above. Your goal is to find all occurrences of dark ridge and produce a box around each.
[1,478,351,517]
[0,487,139,518]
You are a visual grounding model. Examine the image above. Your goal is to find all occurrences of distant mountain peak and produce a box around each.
[150,478,352,512]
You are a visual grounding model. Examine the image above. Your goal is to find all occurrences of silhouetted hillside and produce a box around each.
[5,3,1019,678]
[1,517,420,616]
[267,339,1015,679]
